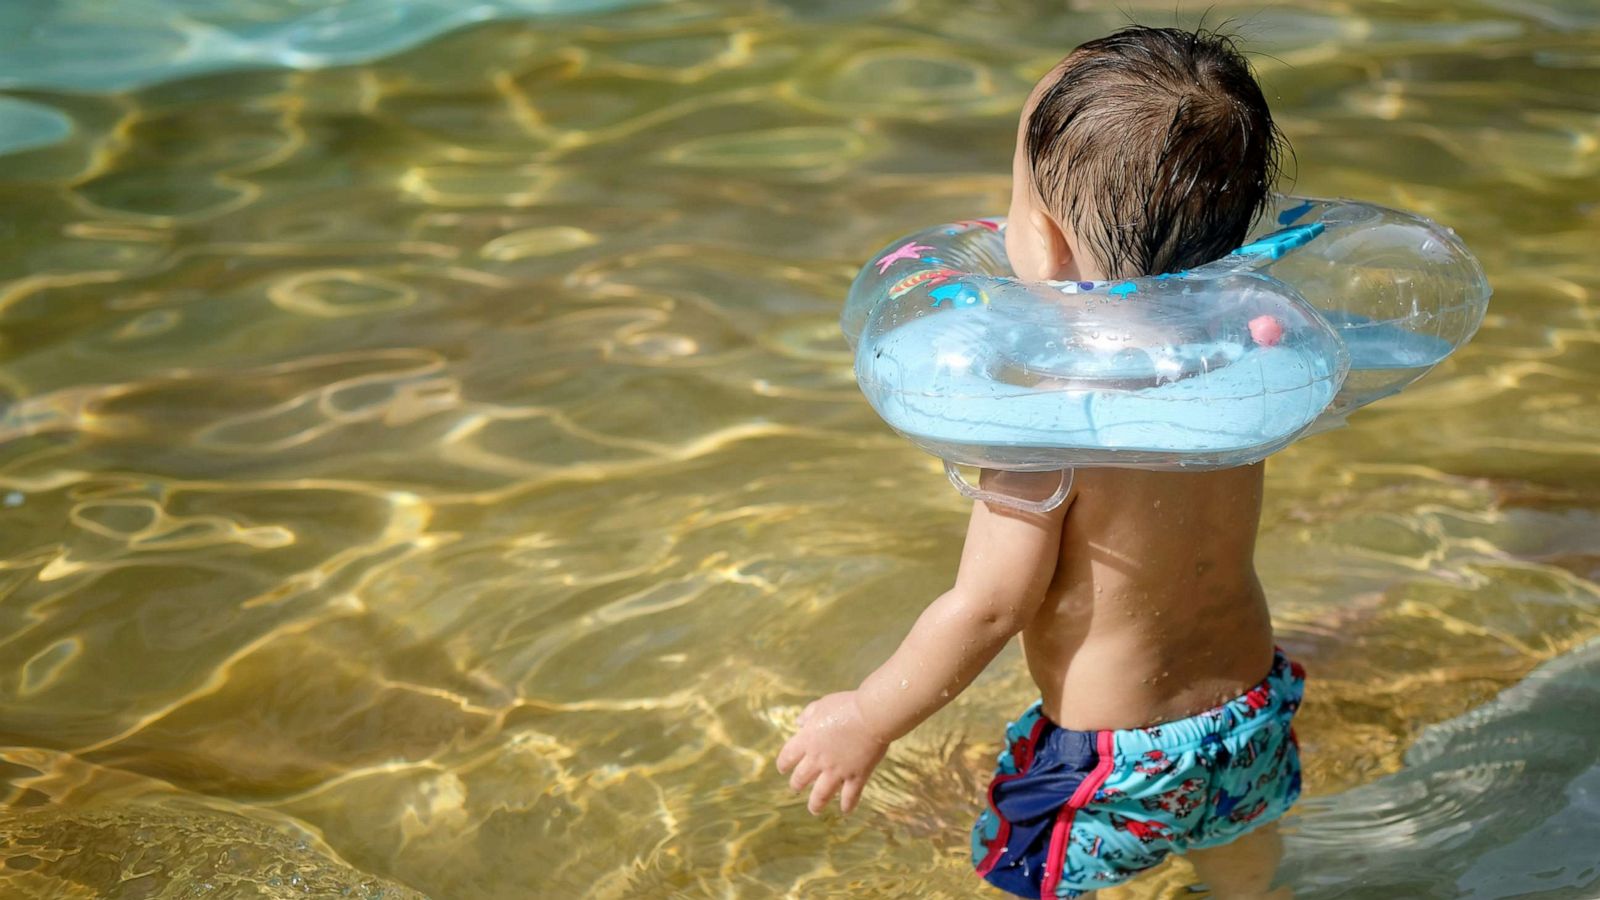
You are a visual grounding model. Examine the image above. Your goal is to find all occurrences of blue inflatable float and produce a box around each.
[841,196,1491,510]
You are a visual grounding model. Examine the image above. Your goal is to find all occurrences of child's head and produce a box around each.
[1006,26,1284,282]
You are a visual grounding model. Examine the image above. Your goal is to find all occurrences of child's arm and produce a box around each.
[776,471,1069,815]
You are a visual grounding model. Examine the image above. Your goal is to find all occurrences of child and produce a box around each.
[778,27,1303,900]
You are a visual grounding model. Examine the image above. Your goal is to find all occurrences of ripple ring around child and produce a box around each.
[840,195,1491,512]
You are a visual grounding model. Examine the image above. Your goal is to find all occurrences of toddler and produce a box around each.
[778,26,1302,900]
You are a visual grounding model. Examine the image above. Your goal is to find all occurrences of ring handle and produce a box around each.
[944,462,1073,513]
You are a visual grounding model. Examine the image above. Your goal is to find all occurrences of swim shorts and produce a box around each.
[970,649,1305,898]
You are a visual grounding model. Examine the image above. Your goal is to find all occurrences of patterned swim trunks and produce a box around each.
[971,650,1306,898]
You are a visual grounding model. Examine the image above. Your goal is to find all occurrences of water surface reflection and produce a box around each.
[0,1,1597,897]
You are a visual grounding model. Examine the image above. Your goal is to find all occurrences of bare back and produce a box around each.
[1022,464,1277,730]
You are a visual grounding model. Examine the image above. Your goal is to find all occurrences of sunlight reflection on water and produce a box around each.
[0,0,1598,897]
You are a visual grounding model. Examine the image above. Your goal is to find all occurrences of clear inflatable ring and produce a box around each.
[841,195,1490,509]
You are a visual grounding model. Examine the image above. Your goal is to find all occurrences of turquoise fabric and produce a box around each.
[971,651,1306,898]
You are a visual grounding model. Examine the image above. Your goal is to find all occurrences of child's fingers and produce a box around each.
[797,701,817,726]
[775,738,802,774]
[839,778,864,815]
[808,773,841,815]
[788,759,819,794]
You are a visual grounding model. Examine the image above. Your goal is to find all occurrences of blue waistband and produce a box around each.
[1106,649,1306,764]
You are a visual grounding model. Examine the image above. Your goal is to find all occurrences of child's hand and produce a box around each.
[776,691,888,815]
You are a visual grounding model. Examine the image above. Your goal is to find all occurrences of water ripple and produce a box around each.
[0,1,1597,898]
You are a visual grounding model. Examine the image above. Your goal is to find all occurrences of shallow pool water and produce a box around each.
[0,1,1597,898]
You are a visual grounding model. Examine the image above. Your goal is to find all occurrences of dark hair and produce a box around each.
[1026,26,1285,278]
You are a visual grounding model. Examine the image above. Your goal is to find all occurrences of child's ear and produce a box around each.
[1028,208,1073,281]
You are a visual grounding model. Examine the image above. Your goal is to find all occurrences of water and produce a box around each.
[0,1,1596,897]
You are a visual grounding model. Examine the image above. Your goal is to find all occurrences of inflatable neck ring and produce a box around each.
[841,195,1490,511]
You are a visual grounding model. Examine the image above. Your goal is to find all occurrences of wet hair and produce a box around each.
[1026,26,1286,278]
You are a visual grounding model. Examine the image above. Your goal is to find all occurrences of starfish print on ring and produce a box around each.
[874,242,934,274]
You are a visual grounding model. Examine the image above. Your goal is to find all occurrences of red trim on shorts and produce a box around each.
[1039,730,1117,899]
[975,715,1050,878]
